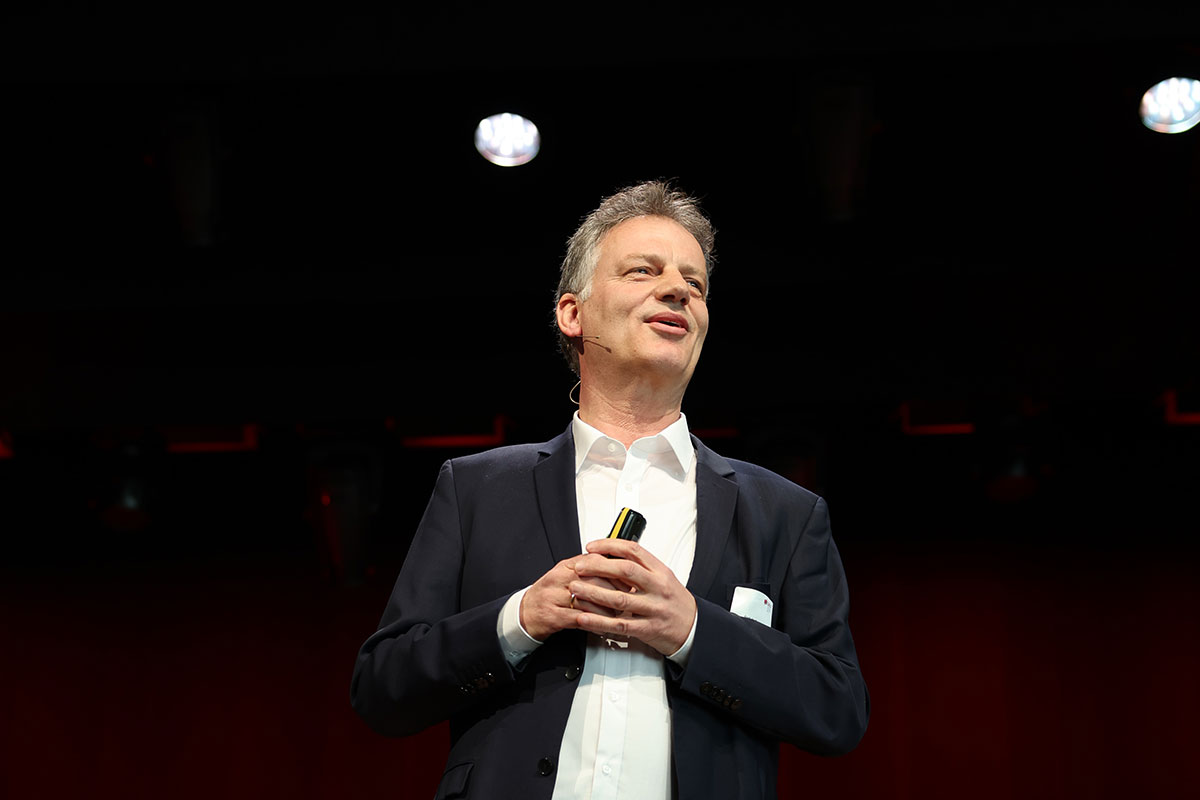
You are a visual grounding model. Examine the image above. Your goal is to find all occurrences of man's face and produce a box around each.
[571,215,709,390]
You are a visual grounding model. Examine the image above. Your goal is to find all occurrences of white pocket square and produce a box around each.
[730,586,774,627]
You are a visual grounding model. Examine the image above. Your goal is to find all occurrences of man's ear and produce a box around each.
[556,293,581,339]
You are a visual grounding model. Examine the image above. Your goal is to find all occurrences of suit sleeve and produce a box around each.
[670,496,869,756]
[350,460,517,737]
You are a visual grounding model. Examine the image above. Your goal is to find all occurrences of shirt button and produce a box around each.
[607,443,616,453]
[609,691,619,702]
[624,483,633,491]
[602,765,612,776]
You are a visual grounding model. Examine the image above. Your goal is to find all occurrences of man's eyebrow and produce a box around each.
[620,253,666,265]
[620,253,705,274]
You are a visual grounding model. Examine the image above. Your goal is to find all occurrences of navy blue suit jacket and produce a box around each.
[351,426,868,799]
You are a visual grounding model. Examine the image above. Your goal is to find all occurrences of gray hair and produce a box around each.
[554,180,716,375]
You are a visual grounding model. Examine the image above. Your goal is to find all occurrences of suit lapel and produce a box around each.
[688,437,738,600]
[533,426,584,565]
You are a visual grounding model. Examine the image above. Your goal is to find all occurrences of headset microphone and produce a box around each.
[576,334,610,352]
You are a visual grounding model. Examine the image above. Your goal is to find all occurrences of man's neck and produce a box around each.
[577,377,685,449]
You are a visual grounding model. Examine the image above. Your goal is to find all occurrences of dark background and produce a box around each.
[2,4,1198,798]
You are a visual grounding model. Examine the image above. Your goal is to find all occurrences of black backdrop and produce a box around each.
[2,5,1198,798]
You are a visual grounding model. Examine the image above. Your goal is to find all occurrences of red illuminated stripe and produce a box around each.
[899,403,975,436]
[691,426,740,439]
[1164,390,1200,425]
[0,431,13,459]
[166,424,260,453]
[402,415,508,449]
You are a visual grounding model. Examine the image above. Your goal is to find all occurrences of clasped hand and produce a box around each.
[520,538,697,657]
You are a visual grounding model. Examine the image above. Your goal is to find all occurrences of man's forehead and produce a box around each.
[599,216,704,264]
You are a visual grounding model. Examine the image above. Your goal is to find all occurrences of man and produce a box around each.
[351,181,869,799]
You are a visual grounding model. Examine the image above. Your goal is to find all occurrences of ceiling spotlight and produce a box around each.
[1140,77,1200,134]
[474,113,540,166]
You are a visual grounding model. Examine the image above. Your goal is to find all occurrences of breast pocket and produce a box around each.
[725,582,774,628]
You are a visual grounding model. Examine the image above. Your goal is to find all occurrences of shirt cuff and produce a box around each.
[665,608,699,668]
[497,586,543,667]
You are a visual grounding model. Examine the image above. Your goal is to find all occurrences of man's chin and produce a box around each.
[584,348,701,389]
[637,355,701,390]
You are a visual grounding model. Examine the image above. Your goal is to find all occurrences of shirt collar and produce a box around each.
[572,411,694,476]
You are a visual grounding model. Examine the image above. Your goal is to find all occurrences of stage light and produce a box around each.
[1140,77,1200,134]
[474,113,540,166]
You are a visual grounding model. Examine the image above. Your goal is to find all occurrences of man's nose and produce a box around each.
[655,269,690,304]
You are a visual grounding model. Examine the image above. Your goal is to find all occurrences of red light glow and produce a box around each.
[165,424,260,453]
[899,403,975,436]
[1163,390,1200,425]
[402,415,509,449]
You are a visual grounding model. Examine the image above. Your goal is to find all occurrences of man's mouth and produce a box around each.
[646,313,689,332]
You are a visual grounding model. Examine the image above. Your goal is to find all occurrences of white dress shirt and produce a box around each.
[497,412,699,800]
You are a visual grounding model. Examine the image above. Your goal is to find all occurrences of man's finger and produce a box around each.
[578,574,630,593]
[583,537,661,568]
[573,552,650,589]
[570,579,647,616]
[573,598,620,618]
[576,611,640,639]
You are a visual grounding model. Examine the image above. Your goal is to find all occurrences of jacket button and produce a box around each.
[731,698,744,711]
[564,665,582,681]
[537,757,555,776]
[699,681,713,696]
